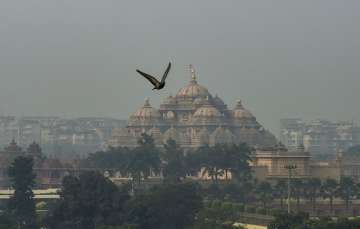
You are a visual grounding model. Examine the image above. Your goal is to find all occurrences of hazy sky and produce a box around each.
[0,0,359,134]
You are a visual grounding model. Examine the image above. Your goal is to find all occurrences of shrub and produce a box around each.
[269,208,286,216]
[245,205,256,214]
[233,203,245,212]
[256,207,267,215]
[221,202,233,211]
[211,200,222,209]
[203,200,211,208]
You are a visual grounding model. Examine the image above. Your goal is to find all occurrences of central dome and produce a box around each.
[176,66,211,99]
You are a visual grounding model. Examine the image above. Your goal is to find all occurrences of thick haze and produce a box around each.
[0,0,359,134]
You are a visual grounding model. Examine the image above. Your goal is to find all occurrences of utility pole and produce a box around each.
[285,164,297,214]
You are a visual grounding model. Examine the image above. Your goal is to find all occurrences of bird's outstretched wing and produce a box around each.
[136,70,160,87]
[161,62,171,83]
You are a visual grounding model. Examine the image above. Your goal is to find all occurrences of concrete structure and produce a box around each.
[280,119,360,159]
[0,116,126,157]
[252,144,311,180]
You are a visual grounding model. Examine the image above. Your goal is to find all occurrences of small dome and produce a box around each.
[198,128,210,145]
[194,97,207,106]
[194,98,222,119]
[130,98,161,121]
[147,126,162,144]
[210,127,234,145]
[212,95,225,107]
[166,111,176,120]
[163,126,180,143]
[232,100,255,120]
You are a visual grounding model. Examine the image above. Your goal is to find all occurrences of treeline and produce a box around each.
[0,134,254,229]
[269,212,360,229]
[84,133,253,185]
[2,134,360,228]
[252,176,360,214]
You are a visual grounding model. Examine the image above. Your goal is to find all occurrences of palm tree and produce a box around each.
[126,133,161,185]
[256,181,273,209]
[198,145,224,184]
[338,176,358,212]
[305,178,322,213]
[292,179,304,211]
[274,180,287,210]
[162,139,187,183]
[320,178,338,214]
[225,143,252,182]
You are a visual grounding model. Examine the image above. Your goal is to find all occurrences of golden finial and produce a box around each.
[144,97,150,107]
[189,64,197,82]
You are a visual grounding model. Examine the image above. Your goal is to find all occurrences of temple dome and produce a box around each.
[147,126,162,145]
[193,100,222,120]
[176,81,210,98]
[194,97,207,106]
[198,128,210,145]
[232,100,255,120]
[210,127,234,145]
[176,68,211,99]
[130,98,161,121]
[166,111,176,120]
[163,95,177,105]
[163,126,180,143]
[212,95,225,107]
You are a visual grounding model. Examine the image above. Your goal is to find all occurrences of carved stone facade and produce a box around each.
[252,144,312,180]
[108,66,277,149]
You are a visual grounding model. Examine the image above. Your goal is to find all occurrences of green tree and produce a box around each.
[0,214,16,229]
[46,171,130,229]
[338,176,357,211]
[256,181,273,209]
[126,134,161,185]
[87,147,129,176]
[304,178,321,213]
[192,206,242,229]
[347,145,360,154]
[268,212,309,229]
[292,179,305,211]
[124,183,202,229]
[26,142,45,162]
[219,144,252,182]
[162,139,187,183]
[320,178,338,214]
[274,180,287,210]
[269,214,360,229]
[7,156,37,229]
[198,145,224,184]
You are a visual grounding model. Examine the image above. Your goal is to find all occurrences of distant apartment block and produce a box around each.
[280,118,360,158]
[0,116,127,156]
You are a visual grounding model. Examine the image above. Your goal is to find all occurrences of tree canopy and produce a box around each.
[7,156,37,229]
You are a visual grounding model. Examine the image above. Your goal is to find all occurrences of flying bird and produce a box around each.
[136,62,171,90]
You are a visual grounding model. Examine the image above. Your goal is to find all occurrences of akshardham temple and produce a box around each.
[108,65,277,149]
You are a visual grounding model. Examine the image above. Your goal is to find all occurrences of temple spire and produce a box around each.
[189,64,197,82]
[144,97,151,107]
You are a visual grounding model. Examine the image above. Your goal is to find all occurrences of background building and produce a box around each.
[0,116,126,158]
[280,118,360,159]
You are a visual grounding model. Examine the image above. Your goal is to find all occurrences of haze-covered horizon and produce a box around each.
[0,0,359,134]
